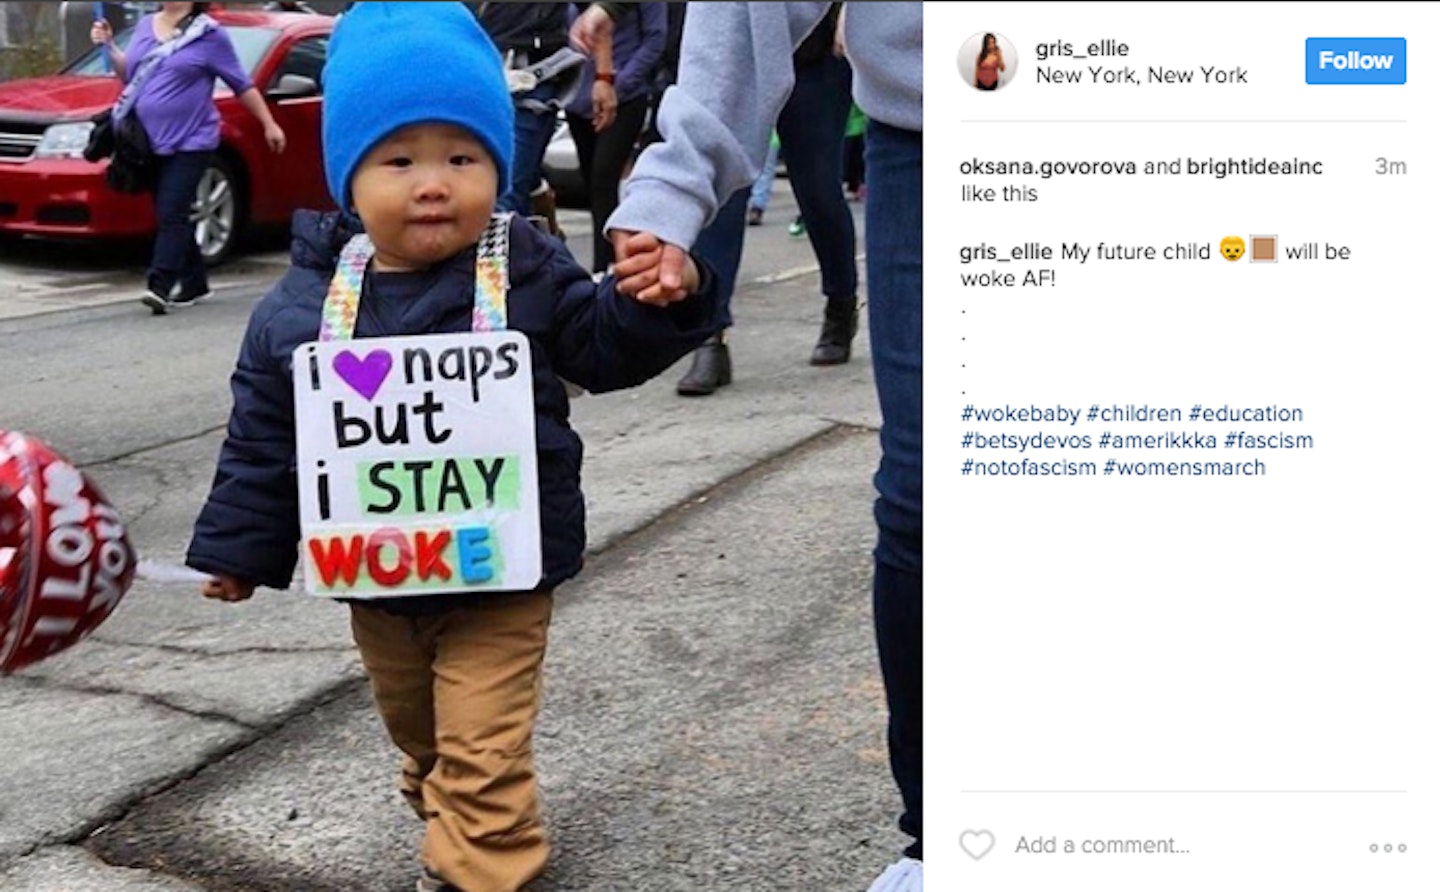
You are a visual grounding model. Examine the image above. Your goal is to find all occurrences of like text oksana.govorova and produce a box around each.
[957,157,1323,180]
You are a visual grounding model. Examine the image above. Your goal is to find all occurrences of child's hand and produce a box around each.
[202,574,256,603]
[611,230,700,306]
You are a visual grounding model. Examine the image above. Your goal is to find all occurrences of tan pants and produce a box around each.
[350,593,554,892]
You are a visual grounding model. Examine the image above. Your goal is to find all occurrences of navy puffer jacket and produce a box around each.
[186,210,719,603]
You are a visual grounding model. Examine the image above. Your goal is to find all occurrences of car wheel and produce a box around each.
[191,155,244,266]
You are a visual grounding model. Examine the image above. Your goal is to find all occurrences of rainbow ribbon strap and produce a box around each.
[319,213,512,342]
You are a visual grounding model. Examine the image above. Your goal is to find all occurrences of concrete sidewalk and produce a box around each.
[0,237,288,332]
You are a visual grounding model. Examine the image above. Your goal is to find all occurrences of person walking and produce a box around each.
[565,2,666,274]
[672,3,859,396]
[597,3,924,888]
[185,6,718,890]
[91,2,286,314]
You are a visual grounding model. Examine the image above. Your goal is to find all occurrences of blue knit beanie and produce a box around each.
[322,2,514,210]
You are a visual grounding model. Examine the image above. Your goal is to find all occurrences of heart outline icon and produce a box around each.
[960,829,995,860]
[333,349,393,401]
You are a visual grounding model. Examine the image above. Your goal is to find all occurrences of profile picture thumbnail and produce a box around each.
[960,31,1018,92]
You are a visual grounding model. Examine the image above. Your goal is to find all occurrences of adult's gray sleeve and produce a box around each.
[605,2,831,250]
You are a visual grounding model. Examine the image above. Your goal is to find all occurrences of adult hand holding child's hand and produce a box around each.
[611,230,699,306]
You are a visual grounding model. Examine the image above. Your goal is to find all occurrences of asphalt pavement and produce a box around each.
[0,190,900,891]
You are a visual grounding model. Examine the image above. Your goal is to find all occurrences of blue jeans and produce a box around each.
[866,120,922,859]
[700,55,858,331]
[148,151,210,297]
[499,81,560,215]
[748,138,781,212]
[777,54,856,303]
[690,189,749,331]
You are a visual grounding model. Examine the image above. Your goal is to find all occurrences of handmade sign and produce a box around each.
[0,430,137,674]
[293,332,542,597]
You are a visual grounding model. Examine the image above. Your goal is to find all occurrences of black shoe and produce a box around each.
[139,288,171,315]
[810,296,859,366]
[676,336,732,396]
[171,281,212,306]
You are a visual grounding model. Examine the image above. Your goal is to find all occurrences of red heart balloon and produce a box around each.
[0,430,136,674]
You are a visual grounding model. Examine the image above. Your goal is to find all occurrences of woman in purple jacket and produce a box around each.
[565,1,666,274]
[91,2,286,314]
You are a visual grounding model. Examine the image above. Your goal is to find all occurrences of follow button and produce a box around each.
[1306,38,1406,84]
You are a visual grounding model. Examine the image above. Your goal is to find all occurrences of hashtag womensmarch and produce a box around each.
[962,404,975,421]
[1104,459,1116,475]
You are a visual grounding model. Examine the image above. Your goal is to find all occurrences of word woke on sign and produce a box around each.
[307,524,498,590]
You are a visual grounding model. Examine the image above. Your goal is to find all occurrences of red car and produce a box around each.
[0,8,334,264]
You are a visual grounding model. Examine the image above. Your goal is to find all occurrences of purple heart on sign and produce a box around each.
[333,349,392,401]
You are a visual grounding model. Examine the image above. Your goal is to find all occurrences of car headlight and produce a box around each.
[34,121,96,159]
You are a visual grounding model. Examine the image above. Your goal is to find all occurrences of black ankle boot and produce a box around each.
[677,335,732,396]
[810,296,858,366]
